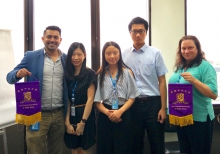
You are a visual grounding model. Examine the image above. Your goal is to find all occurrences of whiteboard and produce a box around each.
[0,29,16,129]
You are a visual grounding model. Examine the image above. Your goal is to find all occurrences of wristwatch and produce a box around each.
[81,119,87,123]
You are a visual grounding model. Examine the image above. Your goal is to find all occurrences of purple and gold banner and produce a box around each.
[15,81,41,126]
[168,84,193,127]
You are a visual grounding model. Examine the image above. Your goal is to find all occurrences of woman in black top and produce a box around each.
[64,42,96,154]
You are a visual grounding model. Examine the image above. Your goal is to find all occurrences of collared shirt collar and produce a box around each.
[132,44,148,52]
[44,48,62,56]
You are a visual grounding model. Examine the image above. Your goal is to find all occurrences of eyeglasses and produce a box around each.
[130,29,146,35]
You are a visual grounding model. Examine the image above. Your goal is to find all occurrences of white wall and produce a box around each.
[0,29,16,129]
[151,0,185,80]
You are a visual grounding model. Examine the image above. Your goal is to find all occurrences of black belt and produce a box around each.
[103,103,123,110]
[42,107,63,112]
[136,96,160,102]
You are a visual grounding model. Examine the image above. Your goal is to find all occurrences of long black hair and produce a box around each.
[65,42,87,82]
[97,41,131,87]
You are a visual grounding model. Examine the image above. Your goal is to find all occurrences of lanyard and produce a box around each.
[107,69,119,109]
[177,68,188,83]
[107,69,118,95]
[31,74,38,81]
[71,81,78,104]
[176,75,181,83]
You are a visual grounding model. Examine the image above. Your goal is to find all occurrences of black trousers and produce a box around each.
[96,104,133,154]
[131,96,165,154]
[176,115,213,154]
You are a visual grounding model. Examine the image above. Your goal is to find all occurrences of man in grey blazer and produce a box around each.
[6,25,68,154]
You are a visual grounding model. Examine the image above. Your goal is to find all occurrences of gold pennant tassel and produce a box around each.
[15,112,42,126]
[169,114,194,127]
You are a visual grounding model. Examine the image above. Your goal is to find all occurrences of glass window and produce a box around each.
[187,0,220,104]
[0,0,24,65]
[100,0,149,53]
[0,0,24,105]
[34,0,91,67]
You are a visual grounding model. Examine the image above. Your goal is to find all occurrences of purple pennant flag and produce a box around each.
[15,81,41,125]
[168,84,193,117]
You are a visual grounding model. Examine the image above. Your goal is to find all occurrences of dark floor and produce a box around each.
[1,119,220,154]
[0,124,150,154]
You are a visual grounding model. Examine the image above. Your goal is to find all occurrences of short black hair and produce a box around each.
[43,25,61,36]
[128,17,149,31]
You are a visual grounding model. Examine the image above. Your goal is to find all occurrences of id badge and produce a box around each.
[71,106,75,116]
[111,98,119,110]
[30,122,40,131]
